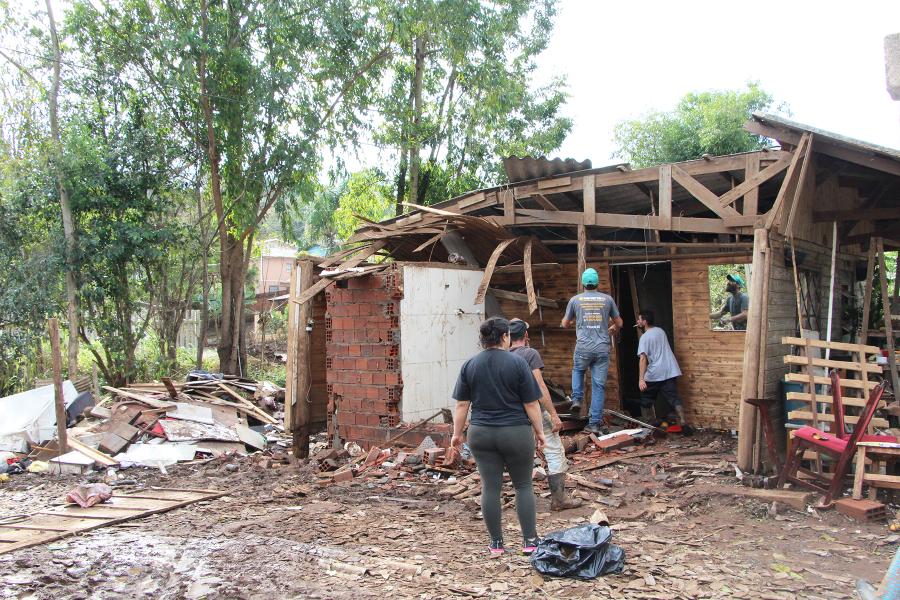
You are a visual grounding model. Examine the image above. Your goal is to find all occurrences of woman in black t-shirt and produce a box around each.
[451,317,546,557]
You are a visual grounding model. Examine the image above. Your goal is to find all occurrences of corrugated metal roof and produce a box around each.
[749,112,900,162]
[503,156,594,183]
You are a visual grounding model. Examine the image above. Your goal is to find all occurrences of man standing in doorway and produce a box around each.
[709,273,749,330]
[508,318,582,511]
[636,309,686,425]
[561,268,623,435]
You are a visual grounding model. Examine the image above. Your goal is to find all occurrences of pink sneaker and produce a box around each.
[488,539,505,557]
[522,538,539,555]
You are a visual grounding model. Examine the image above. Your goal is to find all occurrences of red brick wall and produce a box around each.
[325,265,451,449]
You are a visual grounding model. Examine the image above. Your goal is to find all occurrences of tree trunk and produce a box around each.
[217,235,247,375]
[46,0,79,378]
[408,36,425,208]
[196,244,210,369]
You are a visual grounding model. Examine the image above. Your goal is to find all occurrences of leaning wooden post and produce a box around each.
[48,318,68,454]
[292,259,315,458]
[737,229,768,471]
[577,224,587,292]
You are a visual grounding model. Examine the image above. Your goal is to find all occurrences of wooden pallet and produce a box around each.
[0,487,225,555]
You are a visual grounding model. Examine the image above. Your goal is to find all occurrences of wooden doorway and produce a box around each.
[613,263,675,417]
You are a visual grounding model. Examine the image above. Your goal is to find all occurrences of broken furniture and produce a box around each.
[782,338,887,476]
[852,441,900,501]
[778,377,886,506]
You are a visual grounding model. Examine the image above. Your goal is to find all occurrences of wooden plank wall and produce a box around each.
[493,262,621,410]
[671,257,749,429]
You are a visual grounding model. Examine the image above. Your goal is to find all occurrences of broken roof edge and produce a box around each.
[748,112,900,163]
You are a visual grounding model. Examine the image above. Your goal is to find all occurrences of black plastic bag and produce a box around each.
[530,523,625,579]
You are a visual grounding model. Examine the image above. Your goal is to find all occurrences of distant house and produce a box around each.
[256,239,298,296]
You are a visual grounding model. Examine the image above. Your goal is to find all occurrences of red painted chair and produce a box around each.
[778,371,886,506]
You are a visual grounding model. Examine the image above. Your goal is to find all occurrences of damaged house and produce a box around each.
[285,113,900,476]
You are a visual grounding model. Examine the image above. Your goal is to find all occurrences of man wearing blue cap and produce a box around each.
[709,273,749,331]
[561,268,623,435]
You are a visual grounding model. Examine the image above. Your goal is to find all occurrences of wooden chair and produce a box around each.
[778,372,886,506]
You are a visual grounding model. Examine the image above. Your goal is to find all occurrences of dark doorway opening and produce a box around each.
[612,263,674,417]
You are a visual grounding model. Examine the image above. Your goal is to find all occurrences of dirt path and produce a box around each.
[0,436,895,599]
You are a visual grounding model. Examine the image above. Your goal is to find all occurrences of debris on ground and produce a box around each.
[0,374,287,481]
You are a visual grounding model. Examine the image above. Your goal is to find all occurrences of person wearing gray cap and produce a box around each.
[508,318,582,511]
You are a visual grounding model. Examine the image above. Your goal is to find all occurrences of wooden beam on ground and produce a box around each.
[577,225,587,293]
[737,228,768,471]
[719,155,791,210]
[583,175,596,226]
[658,165,672,230]
[742,154,760,216]
[292,259,315,458]
[487,288,558,309]
[474,239,517,306]
[763,133,810,231]
[48,318,68,454]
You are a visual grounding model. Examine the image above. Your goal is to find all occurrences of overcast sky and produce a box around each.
[537,0,900,166]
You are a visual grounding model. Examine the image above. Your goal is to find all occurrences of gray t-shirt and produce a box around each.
[563,291,620,354]
[637,326,682,382]
[723,293,750,331]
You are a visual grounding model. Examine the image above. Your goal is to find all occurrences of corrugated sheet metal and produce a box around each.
[503,156,594,183]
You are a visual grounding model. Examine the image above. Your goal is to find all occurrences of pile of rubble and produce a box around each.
[0,373,287,479]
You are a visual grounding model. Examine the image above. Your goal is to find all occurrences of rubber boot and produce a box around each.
[549,473,583,511]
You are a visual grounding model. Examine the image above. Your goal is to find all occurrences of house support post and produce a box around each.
[738,228,769,471]
[292,260,315,458]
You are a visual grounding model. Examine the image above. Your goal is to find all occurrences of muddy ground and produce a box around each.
[0,433,896,599]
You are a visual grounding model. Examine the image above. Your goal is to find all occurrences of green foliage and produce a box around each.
[334,169,395,241]
[613,83,783,167]
[375,0,571,209]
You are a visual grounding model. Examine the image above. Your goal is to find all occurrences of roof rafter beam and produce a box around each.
[745,120,900,177]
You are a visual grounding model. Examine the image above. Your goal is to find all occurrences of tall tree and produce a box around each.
[378,0,571,214]
[75,0,394,374]
[613,82,784,168]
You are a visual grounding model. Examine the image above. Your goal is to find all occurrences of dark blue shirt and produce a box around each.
[452,349,542,426]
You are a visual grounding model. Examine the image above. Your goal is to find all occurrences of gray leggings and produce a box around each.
[467,424,537,544]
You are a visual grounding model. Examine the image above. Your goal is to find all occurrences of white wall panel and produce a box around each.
[400,266,484,422]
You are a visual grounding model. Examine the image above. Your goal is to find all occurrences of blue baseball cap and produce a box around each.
[727,273,746,288]
[581,268,599,286]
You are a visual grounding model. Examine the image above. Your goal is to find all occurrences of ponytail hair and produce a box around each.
[479,317,510,349]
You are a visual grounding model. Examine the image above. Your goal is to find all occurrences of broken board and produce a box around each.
[0,487,225,555]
